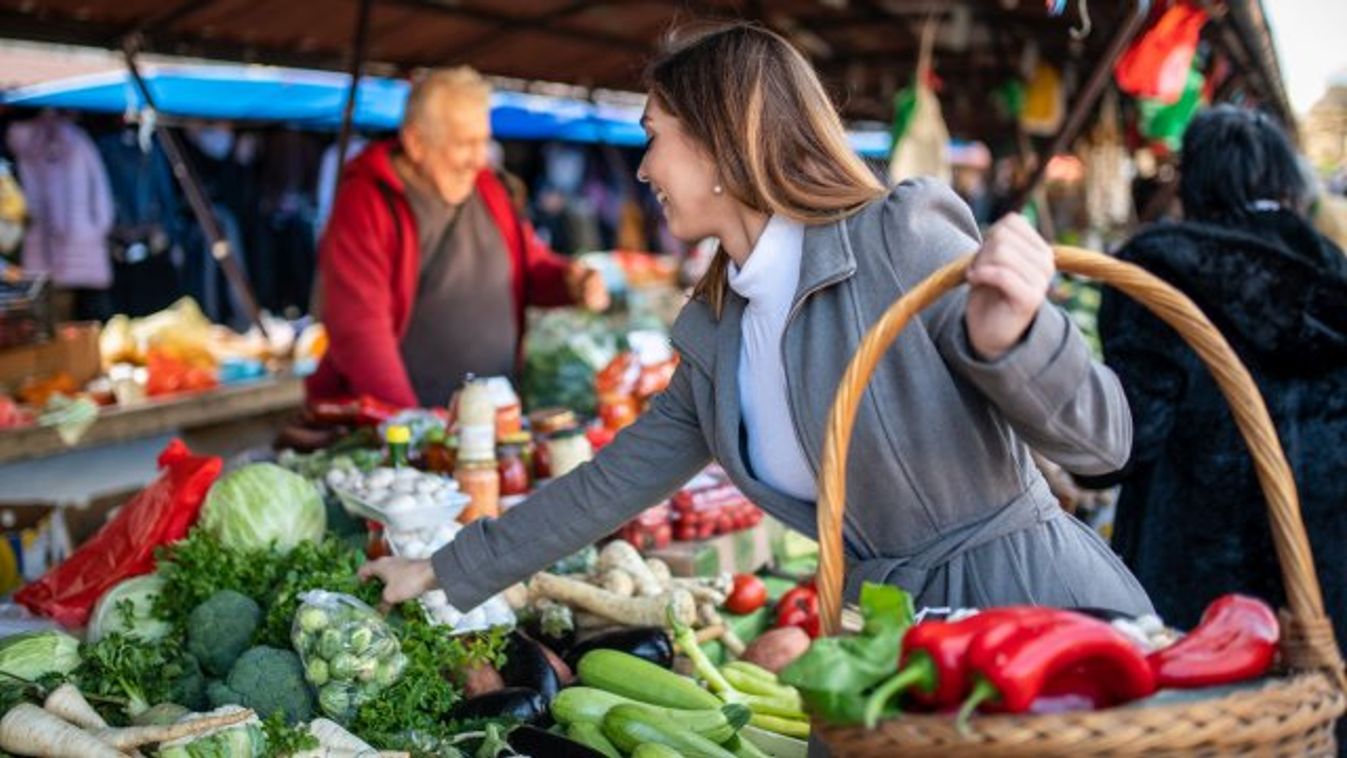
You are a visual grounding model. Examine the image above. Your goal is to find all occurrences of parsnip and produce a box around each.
[529,572,696,627]
[0,703,127,758]
[43,684,107,730]
[94,707,254,750]
[645,558,672,587]
[597,541,664,597]
[600,569,636,597]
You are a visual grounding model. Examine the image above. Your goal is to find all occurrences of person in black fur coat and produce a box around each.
[1092,105,1347,650]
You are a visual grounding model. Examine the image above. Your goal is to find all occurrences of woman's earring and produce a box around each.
[712,184,724,195]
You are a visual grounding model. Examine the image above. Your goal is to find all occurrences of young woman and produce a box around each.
[361,23,1152,617]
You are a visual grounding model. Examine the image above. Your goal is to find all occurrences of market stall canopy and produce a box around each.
[0,61,898,156]
[0,0,1293,139]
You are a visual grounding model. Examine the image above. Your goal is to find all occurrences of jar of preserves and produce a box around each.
[455,461,500,523]
[547,428,593,479]
[497,440,530,497]
[457,376,497,464]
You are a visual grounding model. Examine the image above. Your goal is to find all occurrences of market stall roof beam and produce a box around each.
[121,34,269,340]
[335,0,375,173]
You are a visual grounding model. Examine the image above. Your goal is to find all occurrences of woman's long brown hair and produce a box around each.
[645,22,886,317]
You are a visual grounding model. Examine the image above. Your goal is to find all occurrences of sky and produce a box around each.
[1263,0,1347,115]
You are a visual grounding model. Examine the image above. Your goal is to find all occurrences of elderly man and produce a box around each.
[308,67,608,408]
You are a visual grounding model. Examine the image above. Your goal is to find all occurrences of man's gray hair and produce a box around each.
[402,66,492,140]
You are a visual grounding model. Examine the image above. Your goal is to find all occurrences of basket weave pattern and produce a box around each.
[811,247,1346,755]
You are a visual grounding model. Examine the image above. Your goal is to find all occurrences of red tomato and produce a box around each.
[725,574,768,615]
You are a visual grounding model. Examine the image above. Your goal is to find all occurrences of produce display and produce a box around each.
[0,384,1283,758]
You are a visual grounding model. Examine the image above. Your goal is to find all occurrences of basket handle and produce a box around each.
[814,245,1344,680]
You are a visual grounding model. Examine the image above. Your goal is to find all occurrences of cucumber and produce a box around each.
[578,649,722,710]
[723,733,773,758]
[552,687,749,743]
[633,744,684,758]
[601,704,738,758]
[566,721,621,758]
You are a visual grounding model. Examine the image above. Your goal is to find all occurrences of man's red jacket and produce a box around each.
[306,140,575,407]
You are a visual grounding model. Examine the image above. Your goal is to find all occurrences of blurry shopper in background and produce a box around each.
[1091,105,1347,651]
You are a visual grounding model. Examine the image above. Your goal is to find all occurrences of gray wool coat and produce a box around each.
[434,178,1154,617]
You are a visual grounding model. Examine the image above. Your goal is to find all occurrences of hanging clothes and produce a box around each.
[5,113,114,289]
[95,128,186,316]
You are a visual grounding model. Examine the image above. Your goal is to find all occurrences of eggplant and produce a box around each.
[507,725,608,758]
[563,627,674,671]
[500,631,562,704]
[449,687,548,725]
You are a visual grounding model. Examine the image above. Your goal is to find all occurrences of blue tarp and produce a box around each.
[1,63,889,156]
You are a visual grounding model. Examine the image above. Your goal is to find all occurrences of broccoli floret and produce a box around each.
[207,679,241,709]
[222,646,316,724]
[163,653,208,711]
[188,590,262,677]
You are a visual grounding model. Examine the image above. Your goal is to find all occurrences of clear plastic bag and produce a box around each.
[291,590,407,723]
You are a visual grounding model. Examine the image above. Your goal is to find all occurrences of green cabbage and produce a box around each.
[200,463,326,553]
[0,630,81,682]
[88,574,172,643]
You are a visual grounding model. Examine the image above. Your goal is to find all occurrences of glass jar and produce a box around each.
[547,428,593,479]
[497,441,531,497]
[457,376,497,464]
[455,461,500,524]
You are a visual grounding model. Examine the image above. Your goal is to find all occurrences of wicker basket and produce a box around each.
[811,246,1347,756]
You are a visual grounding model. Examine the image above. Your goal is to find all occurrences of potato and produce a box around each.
[455,662,505,697]
[740,626,812,673]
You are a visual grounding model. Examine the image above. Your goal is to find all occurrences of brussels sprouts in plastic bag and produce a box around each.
[291,590,406,723]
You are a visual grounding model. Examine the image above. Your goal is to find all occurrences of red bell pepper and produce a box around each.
[14,440,222,627]
[776,582,821,638]
[1148,594,1279,689]
[860,607,1059,726]
[958,609,1156,723]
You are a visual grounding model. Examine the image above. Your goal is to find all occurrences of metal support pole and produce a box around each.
[335,0,374,172]
[1010,0,1151,212]
[121,35,268,338]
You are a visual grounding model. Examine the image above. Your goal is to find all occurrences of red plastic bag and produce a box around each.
[14,439,222,628]
[1114,3,1208,104]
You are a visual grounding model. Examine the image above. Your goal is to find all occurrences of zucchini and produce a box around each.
[633,744,684,758]
[552,686,748,743]
[578,649,721,710]
[601,704,737,758]
[565,722,622,758]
